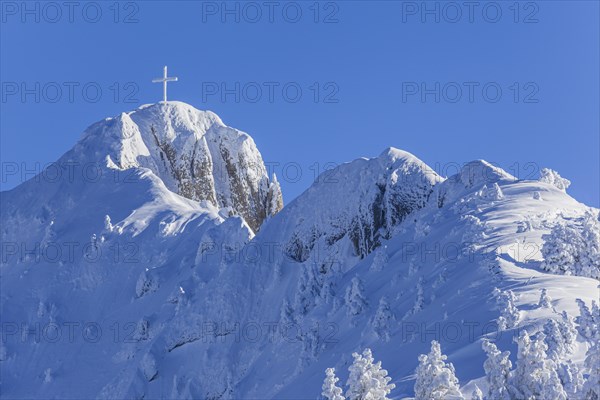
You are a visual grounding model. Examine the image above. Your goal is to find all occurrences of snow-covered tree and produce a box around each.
[280,299,295,323]
[544,318,575,360]
[369,246,388,272]
[104,214,113,231]
[345,277,368,317]
[494,288,519,330]
[266,173,284,218]
[322,262,342,306]
[557,360,584,396]
[346,348,395,400]
[413,277,425,315]
[559,311,578,351]
[541,212,600,279]
[301,321,321,361]
[471,385,483,400]
[582,339,600,399]
[538,288,552,308]
[295,263,321,315]
[482,339,512,400]
[486,183,504,201]
[322,368,345,400]
[539,168,571,191]
[371,297,395,341]
[414,340,463,400]
[510,331,567,400]
[577,298,599,341]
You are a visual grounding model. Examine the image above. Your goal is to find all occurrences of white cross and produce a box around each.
[152,66,178,103]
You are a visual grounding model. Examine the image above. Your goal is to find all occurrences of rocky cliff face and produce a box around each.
[80,101,282,232]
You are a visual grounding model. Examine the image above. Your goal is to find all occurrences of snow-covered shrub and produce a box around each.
[345,348,395,400]
[541,212,600,279]
[345,277,368,317]
[482,339,512,400]
[414,340,463,400]
[510,331,567,400]
[322,368,344,400]
[539,168,571,192]
[538,288,552,308]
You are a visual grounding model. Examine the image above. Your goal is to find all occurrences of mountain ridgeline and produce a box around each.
[1,102,598,399]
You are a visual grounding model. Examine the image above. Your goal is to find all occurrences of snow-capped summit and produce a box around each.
[27,101,282,233]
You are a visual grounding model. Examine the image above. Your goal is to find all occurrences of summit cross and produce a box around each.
[152,66,178,103]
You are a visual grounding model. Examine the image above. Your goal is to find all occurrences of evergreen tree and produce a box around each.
[577,299,598,341]
[539,168,571,191]
[414,340,463,400]
[372,297,395,342]
[582,338,600,400]
[322,368,344,400]
[541,212,600,279]
[345,348,395,400]
[369,247,388,272]
[494,288,520,330]
[511,331,567,400]
[345,277,368,317]
[295,263,321,315]
[482,339,511,400]
[557,360,584,396]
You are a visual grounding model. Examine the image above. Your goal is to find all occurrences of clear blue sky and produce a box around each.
[1,1,598,207]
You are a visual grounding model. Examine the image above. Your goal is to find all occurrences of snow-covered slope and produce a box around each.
[1,102,598,399]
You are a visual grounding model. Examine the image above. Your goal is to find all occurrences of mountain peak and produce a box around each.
[60,101,281,233]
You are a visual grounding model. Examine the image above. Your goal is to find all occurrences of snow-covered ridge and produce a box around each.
[259,147,443,263]
[1,101,598,400]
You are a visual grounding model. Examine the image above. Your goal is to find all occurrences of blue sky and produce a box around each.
[1,1,598,206]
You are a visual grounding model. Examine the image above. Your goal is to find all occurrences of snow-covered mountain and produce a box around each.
[1,102,598,399]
